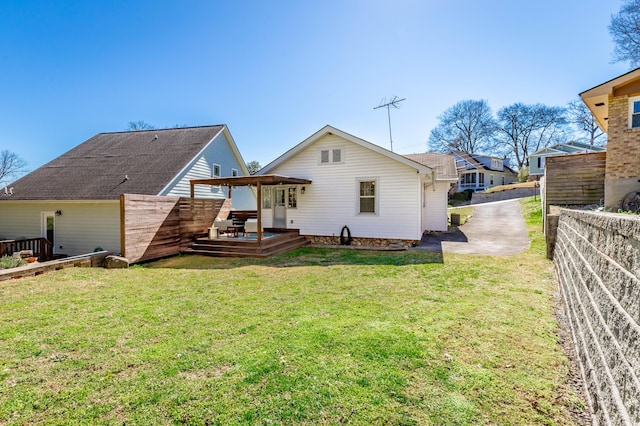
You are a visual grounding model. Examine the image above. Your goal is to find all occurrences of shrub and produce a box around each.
[518,166,529,182]
[0,255,27,269]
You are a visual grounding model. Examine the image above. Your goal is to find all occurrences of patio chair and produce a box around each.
[210,218,234,237]
[243,218,260,237]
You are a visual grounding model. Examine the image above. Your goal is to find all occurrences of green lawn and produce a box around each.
[0,198,584,424]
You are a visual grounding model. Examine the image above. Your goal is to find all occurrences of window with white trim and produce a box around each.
[262,188,271,209]
[629,96,640,129]
[358,179,376,214]
[231,168,238,177]
[287,187,297,208]
[212,163,221,177]
[332,149,342,162]
[320,150,330,163]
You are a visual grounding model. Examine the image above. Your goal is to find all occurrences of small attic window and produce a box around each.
[212,164,221,177]
[320,147,343,164]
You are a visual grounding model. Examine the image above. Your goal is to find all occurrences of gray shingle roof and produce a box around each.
[452,150,517,175]
[2,125,224,200]
[403,153,458,180]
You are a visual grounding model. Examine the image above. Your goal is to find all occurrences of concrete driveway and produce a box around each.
[417,199,530,256]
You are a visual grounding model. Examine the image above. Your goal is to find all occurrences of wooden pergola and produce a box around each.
[190,174,312,245]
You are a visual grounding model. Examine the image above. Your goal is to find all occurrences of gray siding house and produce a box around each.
[0,125,254,256]
[528,141,606,176]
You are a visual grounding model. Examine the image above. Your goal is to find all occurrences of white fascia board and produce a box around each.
[528,147,564,157]
[436,177,459,183]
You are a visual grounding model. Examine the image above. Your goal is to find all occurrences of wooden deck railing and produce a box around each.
[0,238,53,261]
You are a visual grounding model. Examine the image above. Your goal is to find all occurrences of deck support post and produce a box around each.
[257,183,262,245]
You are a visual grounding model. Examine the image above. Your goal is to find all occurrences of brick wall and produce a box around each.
[605,94,640,208]
[554,208,640,425]
[607,94,640,180]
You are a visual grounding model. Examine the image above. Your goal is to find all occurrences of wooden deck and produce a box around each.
[0,238,53,261]
[183,229,308,258]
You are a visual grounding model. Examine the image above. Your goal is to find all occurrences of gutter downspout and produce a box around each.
[423,170,437,191]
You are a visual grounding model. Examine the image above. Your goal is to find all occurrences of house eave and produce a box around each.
[580,67,640,134]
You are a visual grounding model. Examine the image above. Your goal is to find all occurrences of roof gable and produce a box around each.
[451,151,517,175]
[529,147,565,157]
[529,142,606,158]
[258,125,432,175]
[451,151,482,170]
[3,125,230,200]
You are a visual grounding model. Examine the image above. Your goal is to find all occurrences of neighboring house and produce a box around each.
[528,141,606,176]
[580,67,640,209]
[0,125,254,256]
[257,125,458,244]
[451,151,518,192]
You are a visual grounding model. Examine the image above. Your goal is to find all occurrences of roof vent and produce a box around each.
[595,102,605,107]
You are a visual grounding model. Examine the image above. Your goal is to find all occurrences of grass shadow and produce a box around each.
[413,228,468,257]
[142,246,444,270]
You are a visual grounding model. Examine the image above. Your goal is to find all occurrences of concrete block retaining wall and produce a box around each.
[554,209,640,425]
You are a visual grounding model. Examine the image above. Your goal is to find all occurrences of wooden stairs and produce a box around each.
[183,229,308,258]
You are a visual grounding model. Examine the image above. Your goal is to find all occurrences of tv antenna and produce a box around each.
[374,96,405,152]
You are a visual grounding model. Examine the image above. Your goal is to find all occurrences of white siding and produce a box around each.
[0,201,120,256]
[422,180,450,232]
[263,134,423,240]
[161,131,256,210]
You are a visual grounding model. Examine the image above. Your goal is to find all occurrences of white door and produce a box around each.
[41,212,55,250]
[273,189,286,228]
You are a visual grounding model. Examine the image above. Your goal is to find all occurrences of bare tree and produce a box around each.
[245,161,261,175]
[0,150,28,185]
[610,0,640,67]
[428,99,496,154]
[126,120,156,131]
[567,99,606,145]
[495,103,568,168]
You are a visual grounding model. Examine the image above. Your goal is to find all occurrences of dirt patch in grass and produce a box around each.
[484,181,537,193]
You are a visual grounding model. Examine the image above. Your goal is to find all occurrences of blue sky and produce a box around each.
[0,1,629,172]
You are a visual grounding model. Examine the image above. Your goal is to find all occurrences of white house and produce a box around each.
[452,151,518,192]
[256,125,457,245]
[0,125,254,257]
